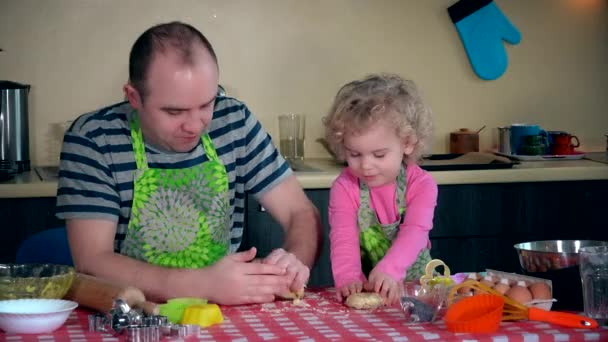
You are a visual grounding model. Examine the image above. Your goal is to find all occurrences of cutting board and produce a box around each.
[420,152,516,171]
[583,151,608,164]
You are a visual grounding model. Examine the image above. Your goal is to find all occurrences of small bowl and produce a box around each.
[0,264,75,300]
[444,294,504,333]
[514,240,608,272]
[0,299,78,333]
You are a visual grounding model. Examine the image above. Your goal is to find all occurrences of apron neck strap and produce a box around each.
[129,111,218,170]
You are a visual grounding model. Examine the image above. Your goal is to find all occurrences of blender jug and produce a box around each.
[0,81,31,172]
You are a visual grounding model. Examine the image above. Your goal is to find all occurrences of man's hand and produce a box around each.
[262,248,310,294]
[202,247,290,305]
[365,268,403,306]
[336,280,363,302]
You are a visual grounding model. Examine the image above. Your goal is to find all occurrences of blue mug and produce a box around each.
[510,124,548,155]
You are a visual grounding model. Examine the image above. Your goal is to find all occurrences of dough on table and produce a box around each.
[345,292,384,309]
[279,288,305,301]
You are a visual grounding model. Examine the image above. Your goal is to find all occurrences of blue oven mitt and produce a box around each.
[448,0,521,80]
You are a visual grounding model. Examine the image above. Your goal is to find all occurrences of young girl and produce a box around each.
[324,74,437,306]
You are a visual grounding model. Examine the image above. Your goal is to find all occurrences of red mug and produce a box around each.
[549,131,580,155]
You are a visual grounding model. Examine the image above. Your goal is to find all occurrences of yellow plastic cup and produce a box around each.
[181,303,224,327]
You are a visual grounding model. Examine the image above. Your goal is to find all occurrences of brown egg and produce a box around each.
[457,286,473,295]
[529,282,552,300]
[458,273,478,295]
[480,275,496,287]
[493,278,511,295]
[505,281,533,304]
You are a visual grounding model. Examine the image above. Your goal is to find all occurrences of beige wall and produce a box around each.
[1,0,606,166]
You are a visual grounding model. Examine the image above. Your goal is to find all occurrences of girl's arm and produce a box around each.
[328,174,367,288]
[375,170,438,281]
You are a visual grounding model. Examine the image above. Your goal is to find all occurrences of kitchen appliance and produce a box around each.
[0,81,31,173]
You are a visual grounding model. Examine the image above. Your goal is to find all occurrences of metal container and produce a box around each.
[513,240,608,272]
[497,126,511,154]
[0,81,31,172]
[514,240,608,273]
[514,240,608,311]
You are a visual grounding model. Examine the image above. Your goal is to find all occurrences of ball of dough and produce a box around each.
[345,292,384,310]
[279,288,305,300]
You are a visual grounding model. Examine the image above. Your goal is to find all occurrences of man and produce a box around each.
[56,21,321,305]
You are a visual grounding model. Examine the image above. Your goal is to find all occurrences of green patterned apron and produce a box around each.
[121,112,230,268]
[358,165,431,281]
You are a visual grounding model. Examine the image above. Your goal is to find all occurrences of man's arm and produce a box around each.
[256,175,322,276]
[66,218,288,304]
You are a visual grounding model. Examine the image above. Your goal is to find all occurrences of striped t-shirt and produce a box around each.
[56,96,292,253]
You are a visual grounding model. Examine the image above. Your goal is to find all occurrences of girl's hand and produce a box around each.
[336,281,363,302]
[365,268,404,306]
[262,248,310,294]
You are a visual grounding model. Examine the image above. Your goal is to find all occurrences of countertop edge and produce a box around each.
[2,160,608,198]
[0,181,58,198]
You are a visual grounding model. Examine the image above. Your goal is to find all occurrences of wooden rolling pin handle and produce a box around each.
[135,301,160,316]
[65,273,146,314]
[117,286,147,307]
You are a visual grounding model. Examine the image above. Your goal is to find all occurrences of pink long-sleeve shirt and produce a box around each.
[329,164,438,288]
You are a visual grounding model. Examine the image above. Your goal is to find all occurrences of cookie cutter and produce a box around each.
[88,298,200,340]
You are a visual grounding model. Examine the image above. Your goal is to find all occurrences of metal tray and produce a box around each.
[495,151,586,161]
[420,153,518,171]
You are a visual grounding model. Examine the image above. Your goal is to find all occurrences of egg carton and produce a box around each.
[486,269,555,311]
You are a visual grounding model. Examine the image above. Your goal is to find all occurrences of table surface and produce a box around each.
[2,288,607,341]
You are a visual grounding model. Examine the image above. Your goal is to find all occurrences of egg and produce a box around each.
[457,273,478,295]
[493,278,511,295]
[528,282,552,300]
[480,275,496,287]
[505,281,533,304]
[457,286,473,295]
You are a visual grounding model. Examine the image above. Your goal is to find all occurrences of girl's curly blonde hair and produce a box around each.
[323,73,433,163]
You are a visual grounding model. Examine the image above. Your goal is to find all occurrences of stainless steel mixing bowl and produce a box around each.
[514,240,608,273]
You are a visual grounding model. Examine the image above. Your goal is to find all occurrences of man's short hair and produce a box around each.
[128,21,218,100]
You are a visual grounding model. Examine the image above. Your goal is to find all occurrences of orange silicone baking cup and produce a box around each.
[444,294,504,333]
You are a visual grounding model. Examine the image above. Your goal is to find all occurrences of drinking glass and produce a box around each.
[278,114,305,160]
[579,246,608,325]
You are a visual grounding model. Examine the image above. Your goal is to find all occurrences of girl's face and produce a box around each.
[343,118,414,188]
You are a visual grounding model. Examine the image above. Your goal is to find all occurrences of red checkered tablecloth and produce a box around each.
[2,288,607,341]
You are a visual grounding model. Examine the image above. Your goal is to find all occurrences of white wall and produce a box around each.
[1,0,606,165]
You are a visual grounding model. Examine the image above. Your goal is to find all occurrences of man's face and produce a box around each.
[126,45,219,153]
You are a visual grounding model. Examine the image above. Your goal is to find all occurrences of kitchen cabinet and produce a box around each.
[0,197,64,263]
[240,189,334,287]
[3,179,606,280]
[241,180,608,286]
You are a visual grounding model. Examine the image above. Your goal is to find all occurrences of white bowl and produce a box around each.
[0,299,78,334]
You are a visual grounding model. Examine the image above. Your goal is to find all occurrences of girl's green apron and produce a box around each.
[358,165,431,281]
[121,113,230,268]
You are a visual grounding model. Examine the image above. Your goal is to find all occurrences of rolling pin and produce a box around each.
[64,273,159,315]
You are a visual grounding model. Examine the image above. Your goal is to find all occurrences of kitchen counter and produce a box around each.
[1,158,608,198]
[296,157,608,189]
[0,169,58,198]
